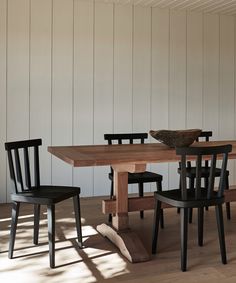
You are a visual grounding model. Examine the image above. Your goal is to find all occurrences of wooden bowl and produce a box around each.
[149,129,202,148]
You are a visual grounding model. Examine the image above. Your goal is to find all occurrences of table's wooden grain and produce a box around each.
[48,140,236,263]
[48,141,236,167]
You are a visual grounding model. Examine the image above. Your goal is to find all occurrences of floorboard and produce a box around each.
[1,197,236,282]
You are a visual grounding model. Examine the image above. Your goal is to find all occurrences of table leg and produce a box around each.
[97,169,150,263]
[112,171,129,230]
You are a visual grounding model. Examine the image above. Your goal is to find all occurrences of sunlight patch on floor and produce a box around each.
[0,213,34,222]
[92,253,129,279]
[83,247,113,258]
[0,217,11,222]
[63,225,98,239]
[0,258,98,283]
[82,225,99,236]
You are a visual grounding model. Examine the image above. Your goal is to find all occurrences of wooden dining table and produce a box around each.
[48,140,236,263]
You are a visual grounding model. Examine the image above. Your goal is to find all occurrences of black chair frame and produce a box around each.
[177,131,230,222]
[104,133,164,225]
[152,144,232,271]
[5,139,83,268]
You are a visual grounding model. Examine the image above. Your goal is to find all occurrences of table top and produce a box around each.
[48,140,236,167]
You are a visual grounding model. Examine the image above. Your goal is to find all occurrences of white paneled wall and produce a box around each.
[0,0,7,202]
[0,0,236,202]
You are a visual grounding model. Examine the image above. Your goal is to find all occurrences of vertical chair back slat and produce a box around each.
[7,151,18,193]
[195,155,202,199]
[34,146,40,187]
[24,147,31,189]
[218,153,229,197]
[207,154,217,199]
[180,155,187,200]
[14,149,24,192]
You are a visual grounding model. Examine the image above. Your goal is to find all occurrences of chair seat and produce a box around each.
[178,167,229,178]
[109,171,163,184]
[155,188,225,208]
[11,185,81,205]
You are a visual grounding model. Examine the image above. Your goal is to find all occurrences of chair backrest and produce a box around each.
[104,133,148,175]
[186,130,213,168]
[196,131,212,142]
[104,133,148,145]
[5,139,42,193]
[176,144,232,200]
[197,131,212,167]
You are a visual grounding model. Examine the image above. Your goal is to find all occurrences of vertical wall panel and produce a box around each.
[186,12,203,128]
[7,0,30,141]
[114,4,133,133]
[73,0,94,197]
[133,6,151,132]
[30,0,52,185]
[7,0,30,200]
[169,9,187,188]
[187,12,204,188]
[94,2,114,196]
[235,16,236,185]
[151,7,169,190]
[203,14,220,139]
[219,15,235,184]
[219,16,234,139]
[133,5,151,192]
[51,0,73,185]
[0,0,7,202]
[169,9,187,130]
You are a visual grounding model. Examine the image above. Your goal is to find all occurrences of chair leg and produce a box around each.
[198,207,204,246]
[108,181,114,222]
[33,204,40,245]
[152,197,162,254]
[8,201,20,259]
[225,176,231,220]
[156,181,164,228]
[215,204,227,264]
[47,204,55,268]
[180,208,188,272]
[73,195,83,248]
[138,182,144,219]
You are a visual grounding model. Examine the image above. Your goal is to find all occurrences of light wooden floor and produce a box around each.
[1,197,236,283]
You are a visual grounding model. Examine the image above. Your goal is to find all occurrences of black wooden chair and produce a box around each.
[104,133,164,225]
[5,139,83,268]
[152,144,232,271]
[177,131,230,222]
